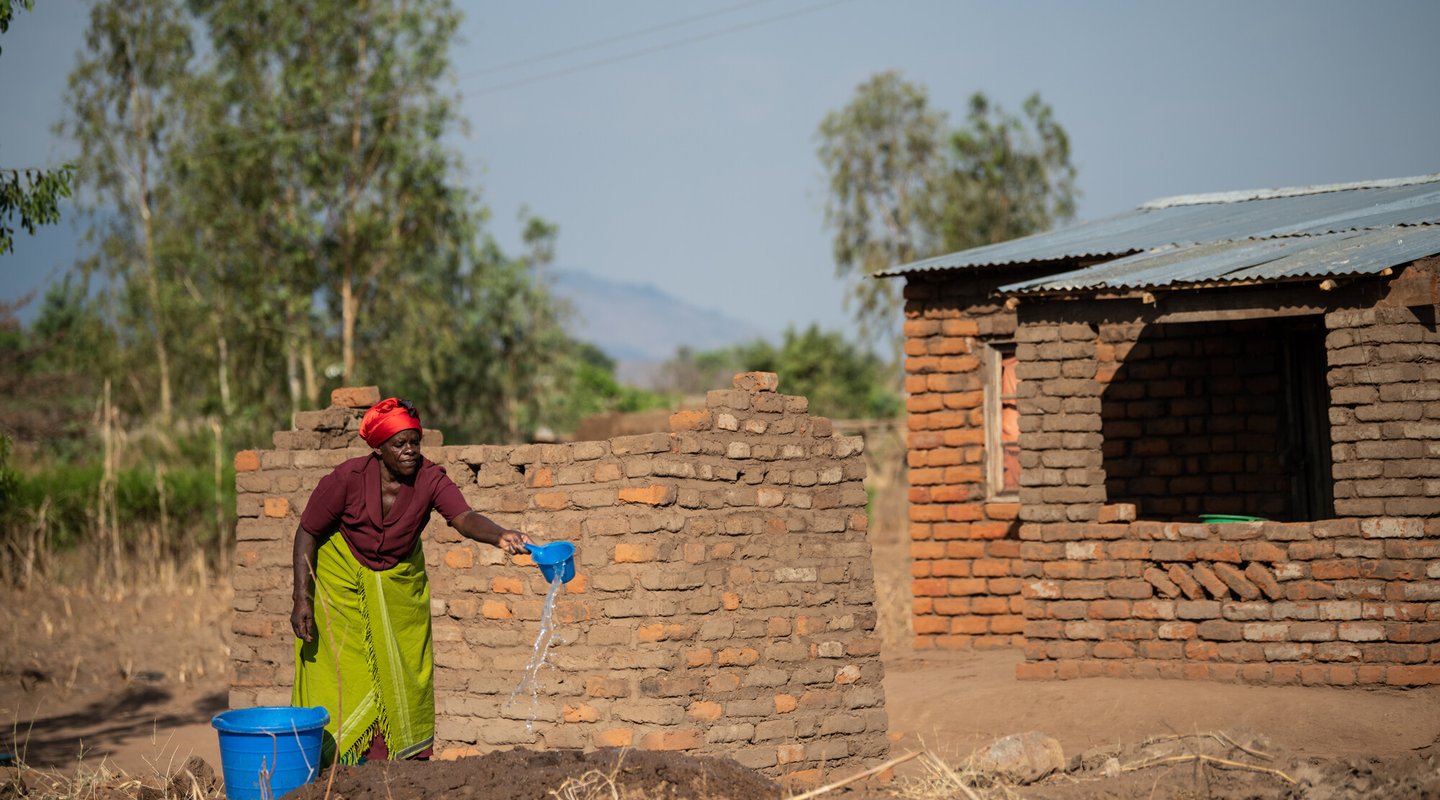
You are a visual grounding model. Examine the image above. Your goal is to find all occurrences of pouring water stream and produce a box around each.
[503,569,566,733]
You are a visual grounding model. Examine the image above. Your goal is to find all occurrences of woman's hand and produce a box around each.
[292,596,316,642]
[497,529,534,555]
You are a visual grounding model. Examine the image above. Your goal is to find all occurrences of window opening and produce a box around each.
[985,341,1020,499]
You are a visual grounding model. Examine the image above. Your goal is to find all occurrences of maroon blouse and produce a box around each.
[300,454,470,570]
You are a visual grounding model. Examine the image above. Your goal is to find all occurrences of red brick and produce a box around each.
[234,450,261,472]
[946,541,987,558]
[534,491,569,510]
[1190,564,1232,599]
[331,386,380,408]
[971,521,1014,539]
[932,523,971,540]
[586,676,629,698]
[1241,542,1288,562]
[1288,541,1333,560]
[1289,581,1336,601]
[639,729,702,751]
[1106,540,1150,560]
[933,598,971,616]
[990,615,1026,635]
[972,558,1011,577]
[1239,664,1272,684]
[1108,580,1154,600]
[1357,665,1387,684]
[913,616,950,634]
[615,543,657,563]
[1311,560,1360,580]
[1211,563,1260,600]
[1144,567,1182,598]
[949,578,988,596]
[1184,640,1220,660]
[912,578,950,597]
[930,559,970,577]
[1139,641,1183,659]
[909,542,945,561]
[985,502,1021,520]
[1195,543,1242,563]
[619,484,676,506]
[1326,666,1357,686]
[1043,562,1086,579]
[971,596,1011,615]
[1167,565,1205,600]
[1244,563,1284,600]
[1214,663,1247,683]
[951,616,989,634]
[1093,641,1136,659]
[1107,620,1154,640]
[1386,666,1440,686]
[988,577,1023,595]
[1097,503,1136,523]
[1132,600,1175,620]
[1089,600,1130,619]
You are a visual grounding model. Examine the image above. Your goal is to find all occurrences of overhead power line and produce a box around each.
[171,0,856,160]
[457,0,780,80]
[465,0,853,98]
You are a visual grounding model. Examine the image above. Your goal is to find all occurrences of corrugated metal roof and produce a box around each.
[999,226,1440,295]
[877,174,1440,278]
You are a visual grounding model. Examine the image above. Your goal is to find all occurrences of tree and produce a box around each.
[816,71,1078,348]
[185,0,474,388]
[60,0,193,427]
[0,1,75,255]
[733,325,899,420]
[930,92,1077,251]
[660,326,901,420]
[816,71,946,345]
[49,0,587,447]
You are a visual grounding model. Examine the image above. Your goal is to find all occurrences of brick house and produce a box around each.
[882,174,1440,685]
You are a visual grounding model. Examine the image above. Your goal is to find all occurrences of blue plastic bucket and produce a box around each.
[212,706,328,800]
[525,541,576,583]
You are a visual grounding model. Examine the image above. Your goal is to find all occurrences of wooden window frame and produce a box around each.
[984,340,1020,501]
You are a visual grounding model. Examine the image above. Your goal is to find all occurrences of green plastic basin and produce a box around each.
[1198,514,1268,524]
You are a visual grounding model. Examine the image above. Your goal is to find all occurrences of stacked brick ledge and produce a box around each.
[1017,517,1440,686]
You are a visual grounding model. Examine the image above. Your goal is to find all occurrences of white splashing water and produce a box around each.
[504,571,565,733]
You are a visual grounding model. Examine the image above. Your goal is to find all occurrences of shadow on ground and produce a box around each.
[6,684,227,768]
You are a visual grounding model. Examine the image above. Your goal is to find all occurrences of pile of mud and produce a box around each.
[287,748,783,800]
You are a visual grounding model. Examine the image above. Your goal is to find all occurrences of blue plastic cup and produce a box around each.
[212,706,329,800]
[525,541,577,584]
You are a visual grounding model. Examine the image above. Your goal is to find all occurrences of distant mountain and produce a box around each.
[547,269,764,369]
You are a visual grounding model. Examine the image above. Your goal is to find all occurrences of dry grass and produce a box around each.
[2,753,224,799]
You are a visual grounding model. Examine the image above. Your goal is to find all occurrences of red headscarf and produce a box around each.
[360,398,421,448]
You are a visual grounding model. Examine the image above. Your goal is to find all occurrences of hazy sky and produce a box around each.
[3,0,1438,340]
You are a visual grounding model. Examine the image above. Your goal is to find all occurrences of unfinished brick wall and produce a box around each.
[1017,517,1440,685]
[229,373,888,778]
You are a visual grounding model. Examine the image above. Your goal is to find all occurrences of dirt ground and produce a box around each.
[5,580,1440,799]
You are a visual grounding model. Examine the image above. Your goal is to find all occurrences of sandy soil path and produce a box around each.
[6,584,1439,784]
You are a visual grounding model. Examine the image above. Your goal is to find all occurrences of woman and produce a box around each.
[290,397,532,764]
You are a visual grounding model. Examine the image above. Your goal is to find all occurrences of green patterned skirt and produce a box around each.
[293,534,434,764]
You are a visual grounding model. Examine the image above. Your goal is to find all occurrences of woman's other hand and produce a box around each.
[292,596,316,642]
